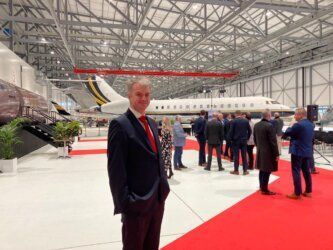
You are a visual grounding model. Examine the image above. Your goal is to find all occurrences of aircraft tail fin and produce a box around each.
[51,101,71,116]
[84,75,125,106]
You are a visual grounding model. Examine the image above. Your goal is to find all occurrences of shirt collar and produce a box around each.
[129,106,144,119]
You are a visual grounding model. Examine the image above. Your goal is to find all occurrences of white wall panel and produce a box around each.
[226,84,238,97]
[181,59,333,109]
[0,42,76,111]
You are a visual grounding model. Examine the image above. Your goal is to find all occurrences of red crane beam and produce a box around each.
[73,68,239,78]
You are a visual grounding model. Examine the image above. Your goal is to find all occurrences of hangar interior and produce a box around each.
[1,1,333,250]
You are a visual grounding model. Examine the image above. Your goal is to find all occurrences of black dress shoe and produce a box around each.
[261,190,276,195]
[180,165,188,169]
[204,167,211,171]
[218,167,225,171]
[174,167,182,170]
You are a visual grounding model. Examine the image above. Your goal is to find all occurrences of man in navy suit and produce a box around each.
[107,77,170,250]
[229,110,252,175]
[283,108,314,199]
[194,110,207,166]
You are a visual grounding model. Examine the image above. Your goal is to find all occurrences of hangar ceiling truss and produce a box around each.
[0,0,333,99]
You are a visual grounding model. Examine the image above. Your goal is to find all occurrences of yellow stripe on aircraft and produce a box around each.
[95,97,105,106]
[88,77,108,104]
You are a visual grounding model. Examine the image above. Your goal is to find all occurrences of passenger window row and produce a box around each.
[155,103,254,109]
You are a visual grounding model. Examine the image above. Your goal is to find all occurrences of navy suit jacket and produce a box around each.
[107,109,170,215]
[283,119,314,158]
[194,116,206,142]
[228,117,252,144]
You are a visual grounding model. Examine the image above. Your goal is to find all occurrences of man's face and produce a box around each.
[128,83,151,114]
[294,112,302,121]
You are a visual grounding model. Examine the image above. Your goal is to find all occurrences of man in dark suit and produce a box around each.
[204,112,224,171]
[272,112,284,154]
[229,110,252,175]
[283,108,314,199]
[217,112,225,155]
[254,109,279,195]
[107,77,170,250]
[224,113,234,160]
[194,110,207,166]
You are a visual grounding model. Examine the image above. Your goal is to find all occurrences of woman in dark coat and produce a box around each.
[253,110,279,195]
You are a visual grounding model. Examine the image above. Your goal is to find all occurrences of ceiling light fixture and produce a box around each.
[50,51,54,54]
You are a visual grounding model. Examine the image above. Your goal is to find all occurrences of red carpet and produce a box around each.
[163,147,333,250]
[69,149,106,155]
[70,138,333,248]
[78,138,107,142]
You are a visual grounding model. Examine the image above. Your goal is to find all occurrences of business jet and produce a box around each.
[84,76,294,120]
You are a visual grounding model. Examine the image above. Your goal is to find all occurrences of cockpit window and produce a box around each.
[271,101,280,104]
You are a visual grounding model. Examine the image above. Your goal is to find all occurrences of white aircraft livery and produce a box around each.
[85,75,294,119]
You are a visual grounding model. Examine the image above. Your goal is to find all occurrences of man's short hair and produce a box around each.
[235,110,242,116]
[295,107,307,117]
[274,112,280,118]
[245,112,252,120]
[262,109,271,119]
[200,110,206,116]
[127,77,151,93]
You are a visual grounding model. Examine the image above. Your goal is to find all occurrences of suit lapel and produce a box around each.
[125,109,154,152]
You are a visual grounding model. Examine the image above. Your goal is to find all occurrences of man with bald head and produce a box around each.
[205,112,224,171]
[107,77,170,249]
[283,108,314,199]
[254,109,279,195]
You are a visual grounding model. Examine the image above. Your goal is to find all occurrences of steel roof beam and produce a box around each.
[164,0,257,69]
[207,3,333,69]
[43,0,75,66]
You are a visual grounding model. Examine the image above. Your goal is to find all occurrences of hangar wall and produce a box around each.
[189,58,333,109]
[0,42,76,111]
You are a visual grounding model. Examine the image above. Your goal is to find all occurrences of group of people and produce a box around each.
[190,109,283,195]
[107,76,317,250]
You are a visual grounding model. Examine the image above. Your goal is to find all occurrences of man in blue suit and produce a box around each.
[107,77,170,250]
[194,110,207,166]
[229,110,252,175]
[283,108,314,199]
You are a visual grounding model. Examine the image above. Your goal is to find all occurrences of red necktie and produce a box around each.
[139,115,157,153]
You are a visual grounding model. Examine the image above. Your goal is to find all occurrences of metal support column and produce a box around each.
[9,0,14,51]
